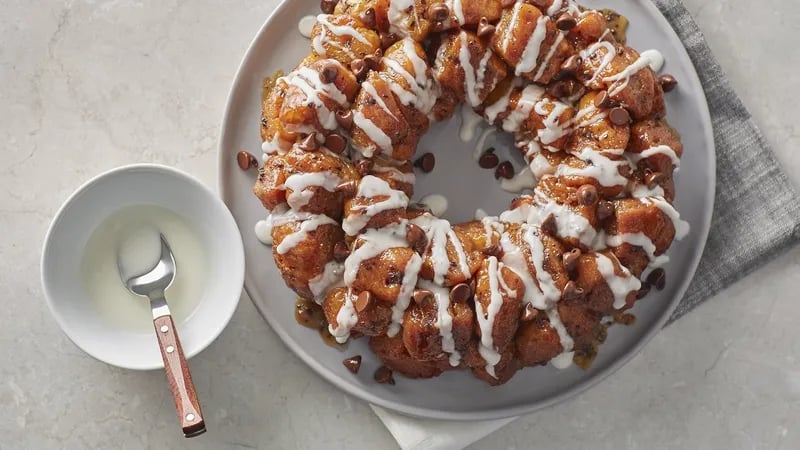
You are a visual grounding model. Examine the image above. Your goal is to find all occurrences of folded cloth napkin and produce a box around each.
[372,0,800,448]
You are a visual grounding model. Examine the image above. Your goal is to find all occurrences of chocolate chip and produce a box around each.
[450,283,472,304]
[593,90,615,109]
[478,151,499,169]
[428,3,450,22]
[557,55,581,79]
[406,223,428,254]
[609,107,631,126]
[659,74,678,92]
[350,59,368,80]
[380,32,400,49]
[477,17,496,38]
[333,241,350,262]
[320,0,338,14]
[596,200,615,221]
[577,184,599,206]
[236,151,258,170]
[547,78,584,98]
[636,283,651,299]
[495,161,514,179]
[336,180,359,199]
[412,289,434,305]
[325,133,347,154]
[562,280,585,301]
[343,355,362,373]
[521,303,538,322]
[355,291,373,312]
[356,158,373,176]
[335,110,354,130]
[556,13,577,31]
[360,7,376,28]
[644,170,666,189]
[482,243,502,257]
[501,0,516,7]
[413,152,435,173]
[319,62,339,84]
[646,268,666,291]
[364,53,381,71]
[431,21,446,32]
[299,133,320,151]
[541,213,558,236]
[374,366,395,385]
[618,163,633,178]
[562,248,582,272]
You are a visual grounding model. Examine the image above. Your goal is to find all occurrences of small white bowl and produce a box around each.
[41,164,244,370]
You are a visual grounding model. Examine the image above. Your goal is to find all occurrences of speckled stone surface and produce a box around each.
[1,1,799,449]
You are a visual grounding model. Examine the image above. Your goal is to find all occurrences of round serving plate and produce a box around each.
[219,0,715,420]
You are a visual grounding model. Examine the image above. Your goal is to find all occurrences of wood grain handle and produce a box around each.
[153,315,206,438]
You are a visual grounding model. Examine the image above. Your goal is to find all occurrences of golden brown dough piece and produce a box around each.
[573,250,640,315]
[605,198,678,277]
[335,0,433,42]
[254,143,359,219]
[432,30,508,120]
[427,0,503,31]
[370,334,451,378]
[491,3,573,84]
[262,58,359,152]
[323,287,393,336]
[271,217,343,300]
[401,288,474,361]
[628,119,683,201]
[310,14,382,66]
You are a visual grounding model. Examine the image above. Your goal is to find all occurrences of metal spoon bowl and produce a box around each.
[120,235,206,438]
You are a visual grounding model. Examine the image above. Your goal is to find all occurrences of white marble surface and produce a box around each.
[1,0,799,448]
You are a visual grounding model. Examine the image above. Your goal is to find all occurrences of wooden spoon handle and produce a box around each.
[153,315,206,437]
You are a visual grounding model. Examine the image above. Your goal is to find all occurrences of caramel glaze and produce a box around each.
[295,297,346,349]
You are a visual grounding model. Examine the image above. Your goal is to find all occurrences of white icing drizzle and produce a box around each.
[594,253,641,310]
[628,144,681,167]
[573,103,608,129]
[484,83,514,125]
[530,187,600,248]
[547,0,581,17]
[603,50,664,96]
[528,151,557,179]
[580,41,617,84]
[254,218,273,245]
[371,163,416,184]
[474,128,496,161]
[533,32,565,82]
[275,214,338,255]
[410,214,471,284]
[474,256,511,378]
[500,167,536,193]
[606,233,670,268]
[342,176,409,236]
[343,223,409,286]
[546,306,575,369]
[313,14,371,60]
[630,183,665,198]
[556,147,630,187]
[501,3,523,54]
[458,32,492,107]
[459,104,485,142]
[308,261,344,303]
[642,196,690,240]
[448,0,465,25]
[362,81,399,121]
[298,15,316,38]
[418,193,449,217]
[387,252,423,337]
[353,111,392,157]
[387,0,415,36]
[516,15,550,76]
[499,231,541,307]
[283,171,341,210]
[641,49,665,72]
[280,64,349,132]
[475,208,488,220]
[534,98,572,147]
[417,280,462,366]
[330,289,358,343]
[523,226,562,305]
[503,85,545,133]
[382,39,438,115]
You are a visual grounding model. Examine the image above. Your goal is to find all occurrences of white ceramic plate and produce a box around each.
[218,0,715,419]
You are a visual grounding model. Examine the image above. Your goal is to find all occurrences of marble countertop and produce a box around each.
[2,0,798,448]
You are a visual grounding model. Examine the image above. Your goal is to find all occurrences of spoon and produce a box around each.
[119,234,206,438]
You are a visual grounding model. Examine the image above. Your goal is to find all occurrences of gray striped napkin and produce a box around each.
[655,0,800,321]
[375,1,800,448]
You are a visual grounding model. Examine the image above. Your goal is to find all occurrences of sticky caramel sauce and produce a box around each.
[294,297,346,349]
[573,312,637,369]
[601,9,629,44]
[261,70,283,103]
